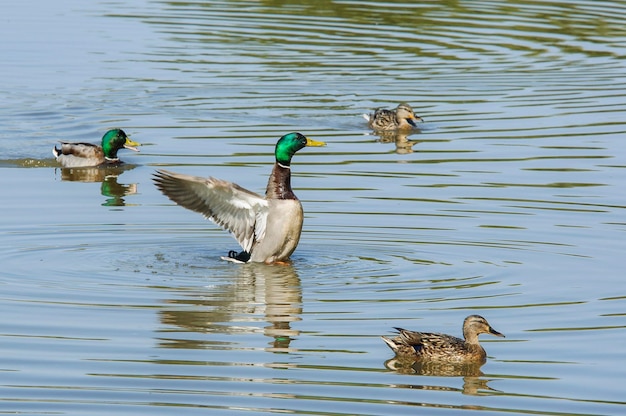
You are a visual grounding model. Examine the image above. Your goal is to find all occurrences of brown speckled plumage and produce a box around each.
[381,315,504,362]
[364,103,423,131]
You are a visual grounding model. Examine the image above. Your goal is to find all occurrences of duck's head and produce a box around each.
[462,315,505,341]
[396,103,423,127]
[275,132,325,166]
[101,129,140,159]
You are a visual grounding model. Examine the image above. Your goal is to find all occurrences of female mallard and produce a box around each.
[153,132,326,264]
[382,315,504,362]
[363,102,423,131]
[53,128,140,168]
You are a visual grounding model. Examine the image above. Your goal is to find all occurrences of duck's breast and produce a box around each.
[249,199,303,263]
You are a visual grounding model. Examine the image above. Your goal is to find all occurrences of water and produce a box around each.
[1,0,626,414]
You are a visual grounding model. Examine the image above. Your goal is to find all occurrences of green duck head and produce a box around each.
[275,132,325,166]
[101,129,141,160]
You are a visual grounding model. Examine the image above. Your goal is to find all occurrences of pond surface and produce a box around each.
[1,0,626,414]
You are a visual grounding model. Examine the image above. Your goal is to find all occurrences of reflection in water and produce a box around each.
[158,263,302,352]
[375,131,421,154]
[385,356,484,376]
[384,357,496,395]
[2,0,625,413]
[100,176,138,207]
[258,264,302,352]
[56,164,138,206]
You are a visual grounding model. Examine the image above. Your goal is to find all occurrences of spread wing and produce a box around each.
[153,169,269,252]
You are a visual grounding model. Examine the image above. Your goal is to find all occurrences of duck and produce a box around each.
[381,315,504,362]
[152,132,326,264]
[363,102,423,131]
[53,128,140,168]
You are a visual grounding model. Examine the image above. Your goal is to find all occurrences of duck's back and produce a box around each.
[368,108,398,130]
[54,142,105,167]
[398,330,486,361]
[411,332,467,356]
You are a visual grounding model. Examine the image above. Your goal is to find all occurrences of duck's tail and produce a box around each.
[221,250,251,264]
[381,336,401,353]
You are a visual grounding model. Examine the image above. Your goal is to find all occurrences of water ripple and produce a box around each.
[2,0,626,415]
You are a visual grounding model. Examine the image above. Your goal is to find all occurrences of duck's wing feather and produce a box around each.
[394,328,466,353]
[57,142,103,158]
[53,142,105,167]
[153,169,269,252]
[369,109,397,130]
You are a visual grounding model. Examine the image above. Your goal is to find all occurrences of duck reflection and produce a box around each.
[55,164,138,206]
[158,263,302,352]
[375,131,421,154]
[384,358,496,395]
[385,356,484,377]
[256,264,302,351]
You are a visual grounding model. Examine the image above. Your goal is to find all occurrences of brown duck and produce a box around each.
[382,315,504,362]
[364,102,423,131]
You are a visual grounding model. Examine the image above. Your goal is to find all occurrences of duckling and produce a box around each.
[363,102,423,131]
[382,315,504,362]
[53,128,140,167]
[153,132,326,264]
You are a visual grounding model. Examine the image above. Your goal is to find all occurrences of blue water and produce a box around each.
[1,0,626,414]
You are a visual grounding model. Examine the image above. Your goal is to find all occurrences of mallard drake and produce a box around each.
[153,132,326,264]
[53,128,140,167]
[382,315,504,362]
[363,102,423,131]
